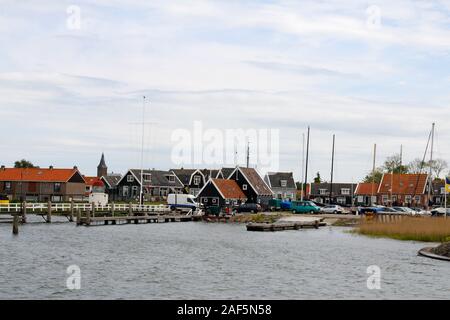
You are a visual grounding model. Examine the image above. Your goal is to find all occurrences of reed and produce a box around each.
[357,216,450,242]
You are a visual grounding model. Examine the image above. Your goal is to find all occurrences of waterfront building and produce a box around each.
[309,183,357,206]
[197,179,247,208]
[264,172,297,200]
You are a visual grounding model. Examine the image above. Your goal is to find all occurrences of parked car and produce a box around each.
[359,206,398,215]
[392,207,416,215]
[431,207,450,217]
[321,205,345,214]
[236,203,262,214]
[291,201,321,214]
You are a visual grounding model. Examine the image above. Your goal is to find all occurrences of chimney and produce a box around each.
[49,165,53,170]
[73,166,78,170]
[1,165,5,170]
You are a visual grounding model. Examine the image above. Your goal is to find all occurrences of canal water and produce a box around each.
[0,217,449,300]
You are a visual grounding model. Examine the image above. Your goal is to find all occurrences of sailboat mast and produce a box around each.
[140,96,146,206]
[371,143,377,206]
[329,134,335,204]
[428,123,435,209]
[304,126,310,199]
[301,133,305,201]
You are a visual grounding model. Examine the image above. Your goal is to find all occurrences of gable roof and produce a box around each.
[220,167,236,179]
[209,179,247,200]
[0,167,84,183]
[201,169,221,181]
[230,167,273,196]
[83,176,104,187]
[120,169,184,188]
[378,173,428,195]
[101,174,122,188]
[355,183,380,195]
[170,169,198,185]
[265,172,296,189]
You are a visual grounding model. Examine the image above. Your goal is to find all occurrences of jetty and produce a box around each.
[247,217,326,232]
[77,213,201,226]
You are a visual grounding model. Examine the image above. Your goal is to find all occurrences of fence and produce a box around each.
[0,202,171,213]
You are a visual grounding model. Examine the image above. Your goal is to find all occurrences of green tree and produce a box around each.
[313,172,322,183]
[382,154,408,174]
[363,168,384,184]
[14,159,35,168]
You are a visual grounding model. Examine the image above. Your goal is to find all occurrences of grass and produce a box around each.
[357,216,450,242]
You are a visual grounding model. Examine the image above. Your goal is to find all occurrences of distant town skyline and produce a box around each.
[1,1,450,182]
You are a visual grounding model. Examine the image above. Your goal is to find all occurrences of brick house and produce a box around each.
[0,166,86,202]
[377,173,429,207]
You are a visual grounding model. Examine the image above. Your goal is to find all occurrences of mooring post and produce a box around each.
[21,201,27,224]
[111,202,115,217]
[91,202,96,218]
[86,207,91,226]
[47,201,52,223]
[12,214,19,235]
[76,208,82,226]
[69,200,74,222]
[129,202,133,216]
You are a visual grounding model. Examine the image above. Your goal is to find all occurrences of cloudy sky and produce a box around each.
[1,0,450,182]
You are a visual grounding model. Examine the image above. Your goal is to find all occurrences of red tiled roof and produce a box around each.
[0,168,81,183]
[83,176,104,187]
[378,174,428,195]
[355,183,380,195]
[212,179,247,199]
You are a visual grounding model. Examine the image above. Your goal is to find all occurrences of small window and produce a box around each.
[415,196,421,202]
[143,174,151,183]
[168,175,175,183]
[441,187,446,194]
[54,183,61,193]
[193,176,201,185]
[242,184,248,191]
[319,189,327,195]
[405,195,412,203]
[280,180,287,187]
[122,186,129,196]
[127,175,134,182]
[212,198,217,204]
[5,182,11,190]
[341,188,350,195]
[202,198,208,203]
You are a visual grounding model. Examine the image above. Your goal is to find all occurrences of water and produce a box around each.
[0,217,449,300]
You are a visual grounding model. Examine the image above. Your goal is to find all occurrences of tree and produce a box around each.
[313,172,322,183]
[429,159,448,179]
[14,159,35,168]
[382,154,408,174]
[408,158,427,174]
[363,168,384,184]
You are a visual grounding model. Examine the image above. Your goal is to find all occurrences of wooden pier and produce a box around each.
[77,213,201,226]
[246,220,325,232]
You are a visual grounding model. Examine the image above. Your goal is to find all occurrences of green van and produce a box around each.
[291,201,321,214]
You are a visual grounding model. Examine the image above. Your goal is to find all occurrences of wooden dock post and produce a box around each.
[76,209,82,226]
[21,201,27,223]
[86,208,91,226]
[129,202,133,216]
[91,203,96,218]
[12,214,19,235]
[46,201,52,223]
[69,200,74,222]
[111,202,115,217]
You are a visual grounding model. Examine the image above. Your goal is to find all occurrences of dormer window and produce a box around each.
[127,175,134,182]
[168,175,175,183]
[143,174,152,183]
[280,180,287,187]
[193,176,201,185]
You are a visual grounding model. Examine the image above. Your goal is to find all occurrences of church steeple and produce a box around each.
[97,153,108,177]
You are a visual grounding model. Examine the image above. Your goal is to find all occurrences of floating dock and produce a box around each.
[246,219,325,232]
[77,213,201,226]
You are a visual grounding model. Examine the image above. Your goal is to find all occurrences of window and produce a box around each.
[143,174,151,183]
[202,198,208,203]
[54,183,61,193]
[341,188,350,195]
[85,186,90,192]
[51,195,62,202]
[127,175,134,182]
[337,197,346,204]
[441,187,446,195]
[319,189,327,195]
[193,176,201,185]
[415,196,421,203]
[242,184,248,191]
[132,186,139,196]
[280,180,287,187]
[167,175,175,183]
[4,182,11,190]
[357,196,364,203]
[122,186,129,196]
[382,195,389,203]
[212,198,217,204]
[392,195,397,202]
[436,198,441,204]
[405,195,412,203]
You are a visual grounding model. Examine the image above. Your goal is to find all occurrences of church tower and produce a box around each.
[97,153,108,177]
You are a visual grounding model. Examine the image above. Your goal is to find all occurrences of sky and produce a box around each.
[1,0,450,182]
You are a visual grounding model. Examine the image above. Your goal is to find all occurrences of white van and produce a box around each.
[167,194,199,211]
